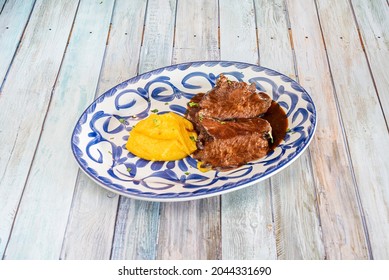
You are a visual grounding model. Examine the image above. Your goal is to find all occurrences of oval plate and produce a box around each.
[71,61,317,202]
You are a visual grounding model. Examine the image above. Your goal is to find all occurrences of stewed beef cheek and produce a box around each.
[193,118,272,169]
[185,74,275,170]
[198,74,272,120]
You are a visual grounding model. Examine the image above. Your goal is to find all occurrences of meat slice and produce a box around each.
[185,74,275,170]
[198,74,272,120]
[193,117,272,170]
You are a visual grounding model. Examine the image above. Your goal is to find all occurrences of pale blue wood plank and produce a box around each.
[0,0,79,258]
[138,0,176,73]
[0,0,35,89]
[316,0,389,259]
[172,0,219,63]
[286,0,369,258]
[110,0,176,260]
[62,0,148,260]
[157,0,221,260]
[255,0,326,259]
[351,0,389,121]
[0,0,7,13]
[2,0,115,259]
[111,198,160,259]
[219,0,276,260]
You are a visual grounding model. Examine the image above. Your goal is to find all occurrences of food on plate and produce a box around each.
[193,117,272,169]
[197,74,272,120]
[125,112,197,161]
[186,74,287,171]
[125,74,288,171]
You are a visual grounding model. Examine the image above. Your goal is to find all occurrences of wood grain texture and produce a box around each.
[0,0,79,258]
[221,185,275,259]
[254,0,295,79]
[2,0,115,259]
[139,0,177,73]
[157,0,221,260]
[285,0,369,259]
[61,174,119,260]
[111,198,160,259]
[158,199,221,259]
[61,0,148,260]
[219,0,258,64]
[0,0,35,89]
[100,0,172,260]
[219,0,276,260]
[0,0,387,261]
[110,0,179,260]
[254,0,324,259]
[351,0,389,121]
[172,0,219,63]
[316,0,389,259]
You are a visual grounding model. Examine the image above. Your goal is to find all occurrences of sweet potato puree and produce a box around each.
[125,112,198,161]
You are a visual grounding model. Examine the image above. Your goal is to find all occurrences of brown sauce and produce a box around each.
[262,101,288,151]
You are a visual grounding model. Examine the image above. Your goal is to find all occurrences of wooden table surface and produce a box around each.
[0,0,388,260]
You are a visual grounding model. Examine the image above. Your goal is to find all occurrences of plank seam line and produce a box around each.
[110,0,162,260]
[348,0,388,131]
[0,0,38,259]
[0,0,6,14]
[58,170,82,260]
[255,0,276,223]
[282,0,298,80]
[94,0,119,93]
[138,0,150,48]
[109,195,124,260]
[170,0,178,63]
[284,0,325,258]
[252,0,261,64]
[137,0,150,75]
[1,0,82,260]
[105,23,112,45]
[0,0,38,93]
[217,0,221,51]
[61,0,118,259]
[314,0,373,259]
[0,128,19,208]
[60,0,118,259]
[154,200,163,260]
[288,28,294,50]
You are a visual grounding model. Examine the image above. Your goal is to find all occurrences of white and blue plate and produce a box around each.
[71,61,317,202]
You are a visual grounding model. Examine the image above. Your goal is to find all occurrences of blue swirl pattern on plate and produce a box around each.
[71,61,317,201]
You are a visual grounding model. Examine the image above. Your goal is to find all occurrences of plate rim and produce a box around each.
[71,60,317,202]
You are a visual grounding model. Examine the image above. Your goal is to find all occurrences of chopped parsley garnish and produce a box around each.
[126,167,132,172]
[286,128,292,133]
[119,118,126,124]
[150,109,159,113]
[153,118,160,126]
[188,102,199,107]
[198,113,204,122]
[184,172,190,175]
[189,135,197,142]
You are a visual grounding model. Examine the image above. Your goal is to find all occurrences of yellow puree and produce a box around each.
[126,112,198,161]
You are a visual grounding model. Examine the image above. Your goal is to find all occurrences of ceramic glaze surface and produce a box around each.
[71,61,317,201]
